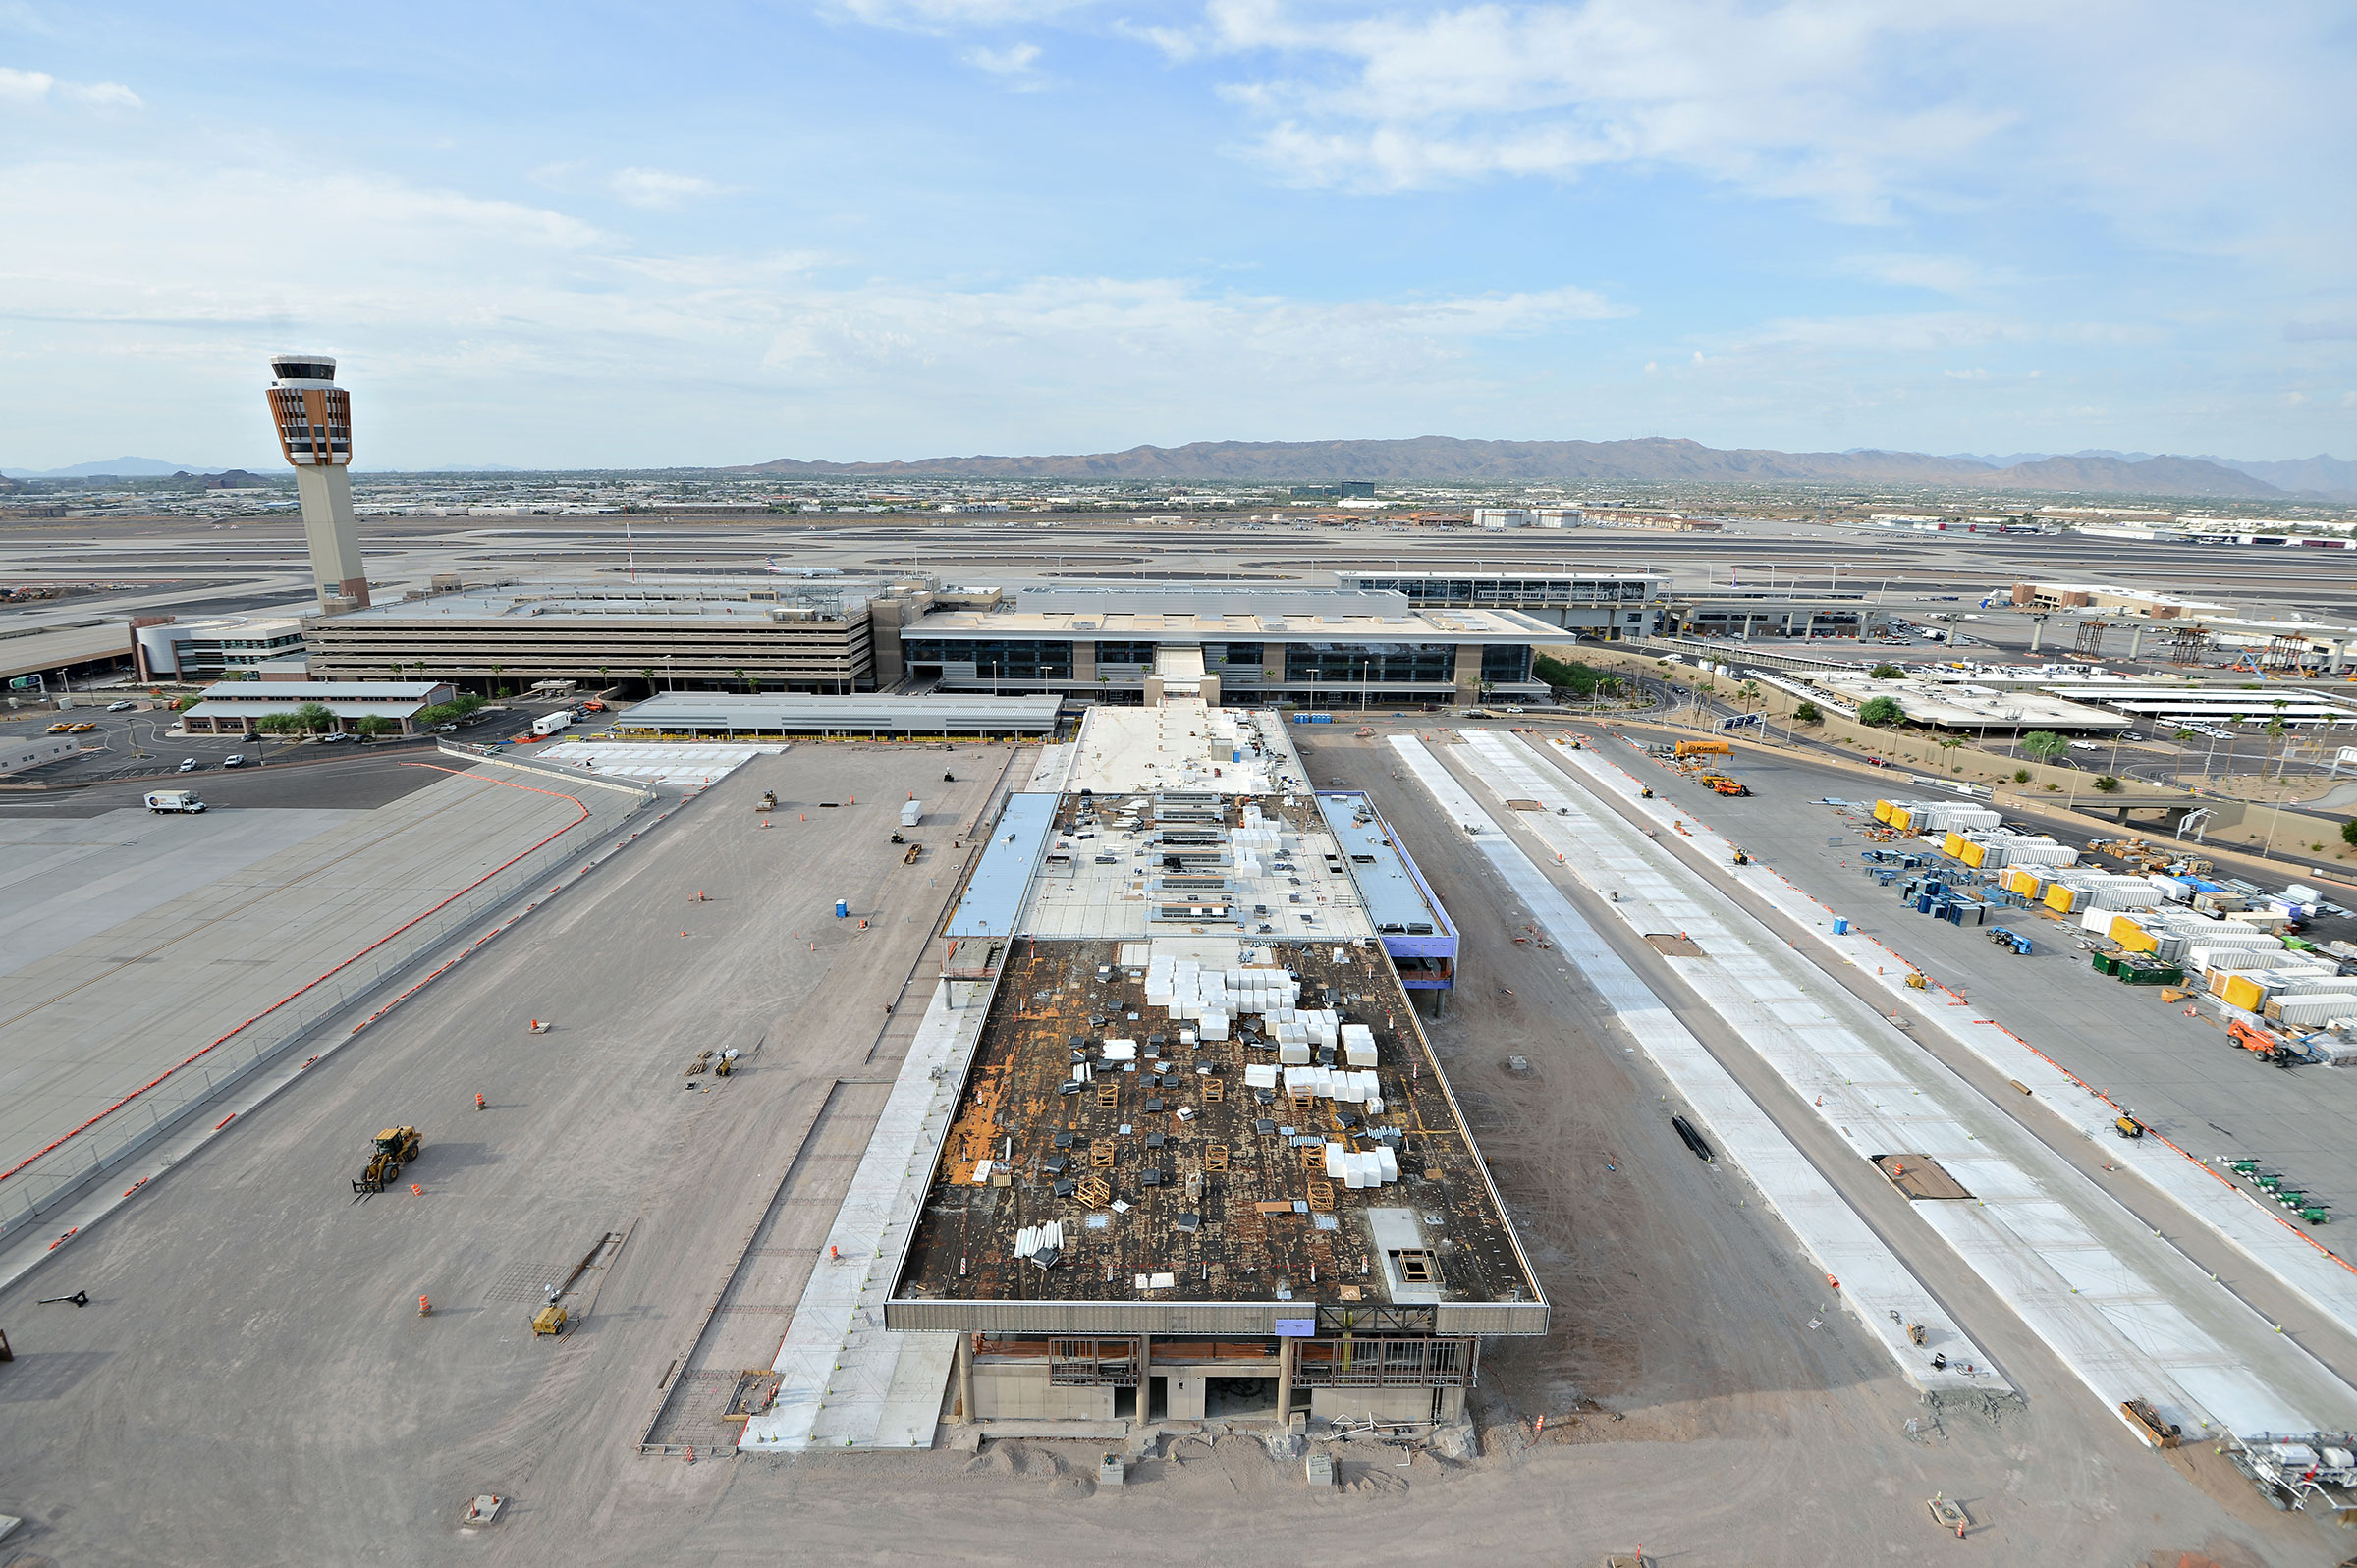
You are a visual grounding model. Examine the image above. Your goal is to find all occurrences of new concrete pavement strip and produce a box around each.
[1550,733,2357,1345]
[1385,735,2005,1402]
[741,976,990,1453]
[1426,727,2357,1442]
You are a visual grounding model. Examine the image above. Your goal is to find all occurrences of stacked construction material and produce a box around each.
[1323,1140,1400,1188]
[1274,1009,1340,1064]
[1879,797,2001,836]
[1147,955,1307,1043]
[1946,829,2079,872]
[2044,869,2162,914]
[1283,1064,1385,1109]
[2212,959,2348,1013]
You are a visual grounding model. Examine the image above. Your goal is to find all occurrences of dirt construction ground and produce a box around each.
[0,733,2348,1566]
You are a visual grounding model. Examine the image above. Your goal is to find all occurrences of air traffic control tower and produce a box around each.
[265,353,369,611]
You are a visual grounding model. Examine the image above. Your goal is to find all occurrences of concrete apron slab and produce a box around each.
[1386,735,2001,1404]
[740,975,995,1453]
[1454,729,2357,1443]
[1544,732,2357,1345]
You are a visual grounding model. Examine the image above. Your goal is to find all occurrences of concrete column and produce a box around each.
[1134,1334,1152,1432]
[1275,1333,1296,1427]
[2027,616,2047,653]
[956,1331,975,1423]
[1451,643,1482,703]
[2126,624,2145,660]
[2331,639,2348,675]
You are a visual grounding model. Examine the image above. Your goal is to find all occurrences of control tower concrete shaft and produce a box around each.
[265,354,369,610]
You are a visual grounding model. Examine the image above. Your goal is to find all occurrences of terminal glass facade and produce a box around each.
[1284,642,1455,685]
[904,638,1073,681]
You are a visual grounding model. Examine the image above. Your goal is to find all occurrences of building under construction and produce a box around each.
[875,703,1546,1433]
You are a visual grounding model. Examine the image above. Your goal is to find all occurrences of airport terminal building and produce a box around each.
[899,589,1561,708]
[305,580,1575,708]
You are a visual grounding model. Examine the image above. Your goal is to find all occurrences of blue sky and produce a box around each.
[2,0,2351,469]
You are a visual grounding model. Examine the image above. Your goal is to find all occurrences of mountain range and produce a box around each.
[0,457,252,479]
[739,437,2356,501]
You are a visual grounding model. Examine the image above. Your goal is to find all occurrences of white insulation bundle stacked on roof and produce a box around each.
[1323,1142,1400,1188]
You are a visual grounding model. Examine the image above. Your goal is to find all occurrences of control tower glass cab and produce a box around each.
[266,353,369,611]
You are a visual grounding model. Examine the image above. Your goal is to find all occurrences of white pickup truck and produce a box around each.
[144,790,206,814]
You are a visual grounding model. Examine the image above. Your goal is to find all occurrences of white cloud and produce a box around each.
[0,144,1632,465]
[831,0,1092,31]
[1837,253,2021,297]
[966,41,1048,86]
[607,166,719,210]
[1175,0,2357,263]
[1,65,141,109]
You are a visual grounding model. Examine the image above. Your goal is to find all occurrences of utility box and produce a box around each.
[902,800,923,827]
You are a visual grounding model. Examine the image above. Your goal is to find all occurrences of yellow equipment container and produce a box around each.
[2221,974,2270,1012]
[2005,867,2045,898]
[1873,799,1896,823]
[531,1304,569,1337]
[1960,840,1990,868]
[2110,915,2159,952]
[2045,883,2080,912]
[1943,831,1967,859]
[1890,807,1915,832]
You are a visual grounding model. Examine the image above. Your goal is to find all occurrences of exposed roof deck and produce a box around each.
[888,929,1543,1336]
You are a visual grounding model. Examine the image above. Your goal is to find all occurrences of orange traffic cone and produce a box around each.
[419,1295,431,1316]
[411,1183,422,1196]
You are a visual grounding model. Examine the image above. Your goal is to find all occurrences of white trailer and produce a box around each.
[530,712,575,738]
[144,790,206,814]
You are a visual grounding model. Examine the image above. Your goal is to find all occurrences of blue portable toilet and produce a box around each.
[1834,917,1850,935]
[835,898,850,918]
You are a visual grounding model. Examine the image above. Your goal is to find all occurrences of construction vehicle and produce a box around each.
[2227,1017,2311,1066]
[903,842,922,865]
[1988,927,2032,955]
[1905,971,1930,991]
[353,1125,421,1193]
[1729,848,1750,866]
[2120,1398,2182,1448]
[757,790,776,812]
[1675,739,1731,758]
[1703,775,1750,796]
[2114,1113,2145,1140]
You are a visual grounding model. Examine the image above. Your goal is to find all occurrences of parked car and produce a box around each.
[45,722,71,733]
[178,757,199,772]
[434,723,458,732]
[107,699,137,712]
[316,731,350,744]
[222,753,247,768]
[66,722,97,732]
